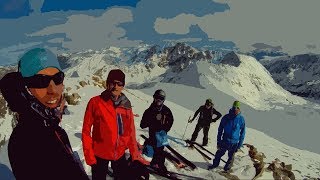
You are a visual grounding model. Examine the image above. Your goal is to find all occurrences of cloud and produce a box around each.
[154,0,320,55]
[252,43,282,51]
[306,44,316,50]
[29,8,141,52]
[121,0,229,45]
[29,0,44,14]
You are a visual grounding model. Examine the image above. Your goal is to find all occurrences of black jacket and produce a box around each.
[1,72,89,180]
[193,105,222,126]
[140,103,174,146]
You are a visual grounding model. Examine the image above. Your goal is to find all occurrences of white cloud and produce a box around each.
[154,0,320,55]
[30,8,141,52]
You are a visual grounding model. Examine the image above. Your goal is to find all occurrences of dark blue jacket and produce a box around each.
[217,108,246,149]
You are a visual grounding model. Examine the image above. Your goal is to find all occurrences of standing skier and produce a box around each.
[189,99,222,146]
[82,69,148,180]
[208,101,246,172]
[140,89,174,173]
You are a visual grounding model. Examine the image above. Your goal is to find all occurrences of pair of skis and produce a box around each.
[140,134,204,180]
[185,140,227,163]
[140,134,197,170]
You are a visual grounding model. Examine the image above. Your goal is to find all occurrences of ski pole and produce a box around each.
[182,116,191,140]
[124,88,149,103]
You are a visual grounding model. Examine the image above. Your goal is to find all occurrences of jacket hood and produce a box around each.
[228,108,241,119]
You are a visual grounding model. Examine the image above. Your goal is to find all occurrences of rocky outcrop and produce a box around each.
[64,93,81,105]
[267,159,295,180]
[263,54,320,101]
[79,81,88,87]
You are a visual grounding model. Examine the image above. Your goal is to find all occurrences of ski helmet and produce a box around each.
[153,89,166,100]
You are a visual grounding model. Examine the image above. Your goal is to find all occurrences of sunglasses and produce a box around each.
[109,81,124,87]
[154,95,165,101]
[24,71,65,88]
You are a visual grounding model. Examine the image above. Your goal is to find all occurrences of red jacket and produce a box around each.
[82,91,139,165]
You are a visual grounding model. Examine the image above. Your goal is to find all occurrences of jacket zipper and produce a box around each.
[114,108,119,159]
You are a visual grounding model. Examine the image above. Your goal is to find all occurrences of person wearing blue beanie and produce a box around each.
[0,48,89,180]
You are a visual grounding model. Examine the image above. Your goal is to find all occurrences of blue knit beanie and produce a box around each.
[19,48,62,77]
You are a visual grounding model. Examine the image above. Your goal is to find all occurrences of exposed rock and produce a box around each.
[244,144,266,179]
[267,158,295,180]
[70,71,80,78]
[220,51,241,67]
[263,54,320,101]
[64,93,81,105]
[66,87,72,92]
[92,75,105,88]
[79,81,87,87]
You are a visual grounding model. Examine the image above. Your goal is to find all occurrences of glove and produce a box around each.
[211,119,217,123]
[132,155,150,166]
[137,157,150,166]
[90,163,97,169]
[217,142,222,150]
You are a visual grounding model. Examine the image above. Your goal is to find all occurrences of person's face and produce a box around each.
[234,107,241,115]
[205,103,212,109]
[153,95,165,106]
[27,67,64,109]
[107,80,124,96]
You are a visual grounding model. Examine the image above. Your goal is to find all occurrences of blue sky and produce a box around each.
[1,0,320,66]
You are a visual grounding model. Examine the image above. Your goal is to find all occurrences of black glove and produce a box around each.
[217,142,222,150]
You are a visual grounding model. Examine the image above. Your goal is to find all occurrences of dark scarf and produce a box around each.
[100,90,131,109]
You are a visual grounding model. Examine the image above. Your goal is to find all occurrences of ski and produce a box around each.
[146,166,181,180]
[185,139,227,163]
[138,138,187,169]
[146,166,205,180]
[140,134,197,170]
[185,141,212,160]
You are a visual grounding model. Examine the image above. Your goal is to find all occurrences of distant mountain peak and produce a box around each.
[220,51,241,67]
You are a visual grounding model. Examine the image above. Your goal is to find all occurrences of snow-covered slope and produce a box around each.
[261,54,320,102]
[1,84,319,179]
[0,66,17,153]
[1,45,320,179]
[156,52,306,110]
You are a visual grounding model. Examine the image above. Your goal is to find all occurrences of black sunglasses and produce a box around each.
[24,71,65,88]
[154,95,165,101]
[109,81,124,87]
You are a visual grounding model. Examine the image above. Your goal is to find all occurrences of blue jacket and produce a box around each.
[217,108,246,149]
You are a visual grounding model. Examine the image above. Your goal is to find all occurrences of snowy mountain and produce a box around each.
[1,44,320,179]
[261,54,320,102]
[0,66,17,154]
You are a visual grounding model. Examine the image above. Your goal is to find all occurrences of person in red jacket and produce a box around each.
[82,69,148,180]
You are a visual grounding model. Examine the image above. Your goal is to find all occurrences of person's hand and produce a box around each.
[90,163,97,168]
[217,142,222,150]
[133,155,150,166]
[188,118,194,123]
[137,157,150,166]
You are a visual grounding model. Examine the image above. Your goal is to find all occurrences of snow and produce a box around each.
[60,85,320,179]
[1,49,320,179]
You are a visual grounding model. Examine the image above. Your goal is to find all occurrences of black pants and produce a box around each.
[211,142,238,171]
[150,146,166,171]
[92,155,128,180]
[191,124,210,145]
